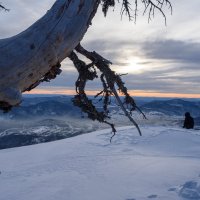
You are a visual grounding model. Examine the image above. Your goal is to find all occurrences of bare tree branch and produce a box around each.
[102,0,172,23]
[0,3,9,12]
[73,43,145,140]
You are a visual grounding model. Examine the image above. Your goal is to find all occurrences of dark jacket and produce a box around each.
[183,112,194,129]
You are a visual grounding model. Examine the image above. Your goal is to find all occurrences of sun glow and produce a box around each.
[114,57,145,74]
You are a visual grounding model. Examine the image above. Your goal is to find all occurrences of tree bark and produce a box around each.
[0,0,100,108]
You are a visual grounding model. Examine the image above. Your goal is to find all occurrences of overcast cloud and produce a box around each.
[1,0,200,97]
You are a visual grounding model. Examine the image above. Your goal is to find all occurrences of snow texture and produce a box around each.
[0,126,200,200]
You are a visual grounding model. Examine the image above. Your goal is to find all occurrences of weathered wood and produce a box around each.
[0,0,100,108]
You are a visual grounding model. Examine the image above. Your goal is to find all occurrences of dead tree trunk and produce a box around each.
[0,0,100,108]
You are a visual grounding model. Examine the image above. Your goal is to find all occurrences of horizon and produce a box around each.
[25,89,200,99]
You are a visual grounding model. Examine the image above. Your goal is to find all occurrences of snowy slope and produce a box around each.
[0,126,200,200]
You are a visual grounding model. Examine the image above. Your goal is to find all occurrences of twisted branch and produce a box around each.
[68,51,117,141]
[70,43,145,140]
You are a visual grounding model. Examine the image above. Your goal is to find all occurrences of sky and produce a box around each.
[0,0,200,98]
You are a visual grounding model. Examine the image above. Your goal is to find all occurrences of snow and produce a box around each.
[0,126,200,200]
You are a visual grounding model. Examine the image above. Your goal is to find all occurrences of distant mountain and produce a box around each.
[1,96,200,119]
[0,96,200,149]
[0,95,120,120]
[141,99,200,117]
[0,117,102,149]
[1,96,81,119]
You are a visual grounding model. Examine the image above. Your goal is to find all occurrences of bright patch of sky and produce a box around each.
[0,0,200,97]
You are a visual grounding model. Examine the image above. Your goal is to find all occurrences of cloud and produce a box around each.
[1,0,200,96]
[141,39,200,64]
[83,39,143,63]
[40,37,200,95]
[122,68,200,94]
[0,0,54,38]
[84,38,200,68]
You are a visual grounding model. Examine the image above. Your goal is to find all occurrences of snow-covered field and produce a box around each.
[0,126,200,200]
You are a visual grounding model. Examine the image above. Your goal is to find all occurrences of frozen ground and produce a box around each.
[0,126,200,200]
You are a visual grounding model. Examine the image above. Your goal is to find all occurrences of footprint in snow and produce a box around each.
[147,194,158,198]
[168,187,177,192]
[126,198,136,200]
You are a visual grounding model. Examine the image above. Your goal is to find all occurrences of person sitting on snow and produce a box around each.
[183,112,194,129]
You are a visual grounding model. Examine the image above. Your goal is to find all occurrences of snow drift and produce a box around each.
[0,126,200,200]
